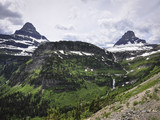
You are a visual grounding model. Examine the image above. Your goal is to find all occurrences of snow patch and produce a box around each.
[126,57,135,60]
[107,43,152,53]
[55,50,94,56]
[113,79,115,89]
[140,50,160,57]
[71,51,83,55]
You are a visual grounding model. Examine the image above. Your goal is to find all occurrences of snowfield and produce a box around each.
[107,43,152,53]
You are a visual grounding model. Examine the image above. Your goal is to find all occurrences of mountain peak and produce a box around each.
[20,22,36,32]
[14,22,47,40]
[114,31,146,46]
[124,31,135,38]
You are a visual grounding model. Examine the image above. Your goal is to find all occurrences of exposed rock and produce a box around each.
[14,22,47,40]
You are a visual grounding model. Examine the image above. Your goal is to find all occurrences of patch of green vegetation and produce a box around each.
[34,69,41,75]
[157,106,160,111]
[150,93,159,101]
[95,117,101,120]
[121,53,160,85]
[30,117,45,120]
[126,102,129,107]
[0,64,2,70]
[139,96,148,104]
[26,59,33,65]
[142,66,160,82]
[0,84,41,97]
[112,104,123,112]
[150,117,158,120]
[121,78,160,100]
[133,101,139,106]
[103,112,111,118]
[154,87,159,93]
[0,75,6,85]
[42,81,108,108]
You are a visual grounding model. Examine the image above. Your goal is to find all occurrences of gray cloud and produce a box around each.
[63,33,79,41]
[0,23,12,34]
[0,1,23,26]
[7,18,24,25]
[99,18,134,31]
[55,24,75,31]
[0,2,22,19]
[0,28,5,34]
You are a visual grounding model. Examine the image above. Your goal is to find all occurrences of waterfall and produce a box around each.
[113,79,115,89]
[113,54,117,63]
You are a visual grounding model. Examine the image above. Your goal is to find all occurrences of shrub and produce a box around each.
[133,101,139,106]
[126,102,129,107]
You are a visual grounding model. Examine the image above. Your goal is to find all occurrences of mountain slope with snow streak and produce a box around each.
[0,22,48,56]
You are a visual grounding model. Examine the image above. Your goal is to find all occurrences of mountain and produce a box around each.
[107,31,153,53]
[0,41,128,119]
[107,31,159,61]
[0,22,48,56]
[9,41,127,90]
[114,31,146,46]
[14,22,47,40]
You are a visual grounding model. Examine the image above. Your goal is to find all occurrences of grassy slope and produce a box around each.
[121,52,160,82]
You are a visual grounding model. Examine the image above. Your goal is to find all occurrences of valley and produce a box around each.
[0,24,160,120]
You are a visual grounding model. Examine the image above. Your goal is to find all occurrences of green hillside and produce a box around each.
[0,41,127,119]
[0,41,160,120]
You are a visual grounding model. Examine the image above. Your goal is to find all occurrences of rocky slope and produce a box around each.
[0,22,48,56]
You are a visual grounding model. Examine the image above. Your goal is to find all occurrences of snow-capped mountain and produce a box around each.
[0,22,49,56]
[114,31,146,46]
[106,31,159,61]
[107,31,154,53]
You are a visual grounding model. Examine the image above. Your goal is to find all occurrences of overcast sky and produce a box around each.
[0,0,160,47]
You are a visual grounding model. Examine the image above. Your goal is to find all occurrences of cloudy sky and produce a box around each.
[0,0,160,47]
